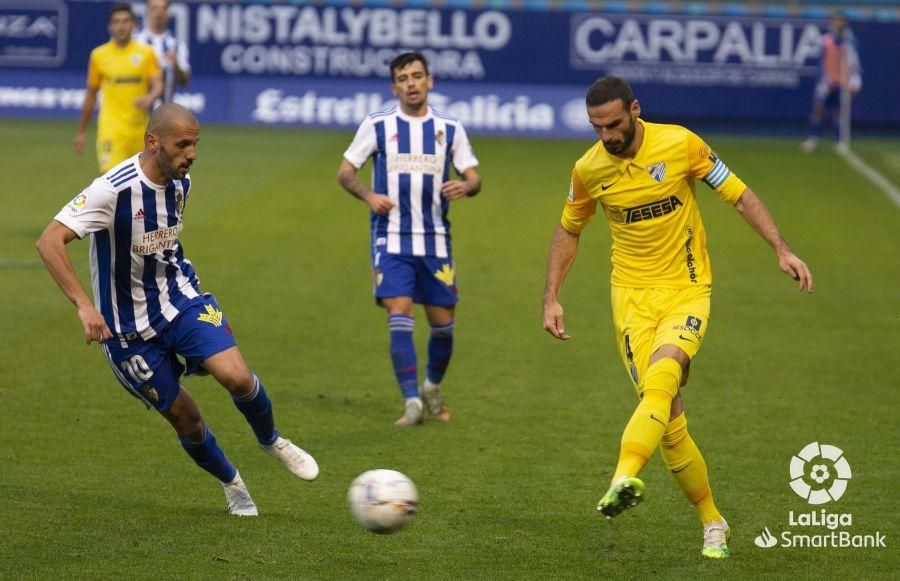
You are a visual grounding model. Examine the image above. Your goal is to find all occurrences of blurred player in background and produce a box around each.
[74,3,162,172]
[135,0,192,106]
[801,12,862,152]
[542,77,813,558]
[337,52,482,426]
[40,104,318,516]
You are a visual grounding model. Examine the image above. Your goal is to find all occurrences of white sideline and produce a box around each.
[837,147,900,210]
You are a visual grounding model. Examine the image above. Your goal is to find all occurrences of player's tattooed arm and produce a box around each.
[36,221,113,344]
[337,159,395,215]
[442,167,482,200]
[735,188,814,293]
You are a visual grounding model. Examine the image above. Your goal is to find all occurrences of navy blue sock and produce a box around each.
[179,427,237,483]
[809,115,823,138]
[427,321,454,385]
[232,373,278,446]
[388,314,418,399]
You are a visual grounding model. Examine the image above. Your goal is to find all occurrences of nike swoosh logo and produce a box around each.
[601,180,620,191]
[672,461,694,473]
[678,334,696,343]
[649,413,667,427]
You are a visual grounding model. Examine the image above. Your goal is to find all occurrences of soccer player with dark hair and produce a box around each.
[337,52,482,426]
[542,76,813,558]
[40,104,318,516]
[74,3,163,171]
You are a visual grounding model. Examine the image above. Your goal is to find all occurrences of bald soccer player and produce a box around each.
[39,104,319,516]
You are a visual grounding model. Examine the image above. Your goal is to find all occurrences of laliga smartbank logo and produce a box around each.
[789,442,851,504]
[754,442,886,550]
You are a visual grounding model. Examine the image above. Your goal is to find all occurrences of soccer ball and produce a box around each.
[348,469,419,533]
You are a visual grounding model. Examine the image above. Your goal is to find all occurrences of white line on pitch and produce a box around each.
[838,147,900,210]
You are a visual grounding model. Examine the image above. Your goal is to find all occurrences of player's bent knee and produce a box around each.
[219,369,254,396]
[382,297,414,316]
[649,345,691,368]
[178,418,206,441]
[163,407,206,440]
[669,394,684,421]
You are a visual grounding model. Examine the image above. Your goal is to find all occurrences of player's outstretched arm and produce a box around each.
[543,224,581,340]
[734,188,814,293]
[337,159,395,215]
[441,167,481,200]
[36,221,112,344]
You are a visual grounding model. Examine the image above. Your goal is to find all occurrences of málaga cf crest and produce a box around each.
[647,162,667,183]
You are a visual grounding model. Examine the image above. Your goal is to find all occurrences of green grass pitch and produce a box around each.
[1,119,897,579]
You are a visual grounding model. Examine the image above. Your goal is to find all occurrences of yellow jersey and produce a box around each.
[87,40,159,137]
[561,120,747,288]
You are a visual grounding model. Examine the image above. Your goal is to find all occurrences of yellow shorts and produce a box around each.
[611,284,711,393]
[97,131,144,172]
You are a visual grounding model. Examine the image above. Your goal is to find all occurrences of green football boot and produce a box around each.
[701,519,731,559]
[597,476,645,519]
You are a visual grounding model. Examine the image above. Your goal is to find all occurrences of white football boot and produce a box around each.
[223,471,258,516]
[394,397,424,426]
[261,436,319,481]
[422,381,450,421]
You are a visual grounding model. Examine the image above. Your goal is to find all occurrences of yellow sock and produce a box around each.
[612,358,681,481]
[660,412,723,525]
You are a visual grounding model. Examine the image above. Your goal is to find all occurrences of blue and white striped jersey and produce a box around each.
[55,154,201,343]
[343,105,478,258]
[134,28,190,104]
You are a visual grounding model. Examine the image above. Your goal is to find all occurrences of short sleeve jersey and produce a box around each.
[87,40,159,137]
[54,154,200,342]
[343,105,478,259]
[561,120,747,288]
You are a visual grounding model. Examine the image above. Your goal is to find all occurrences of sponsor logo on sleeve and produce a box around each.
[66,192,88,213]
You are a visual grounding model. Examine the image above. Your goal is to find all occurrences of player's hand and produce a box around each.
[73,132,85,155]
[543,300,571,340]
[134,95,154,110]
[77,304,112,345]
[778,251,814,294]
[165,48,177,65]
[441,180,471,200]
[365,193,395,215]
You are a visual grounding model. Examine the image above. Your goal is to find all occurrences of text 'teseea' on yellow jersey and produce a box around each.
[561,120,748,288]
[87,40,159,137]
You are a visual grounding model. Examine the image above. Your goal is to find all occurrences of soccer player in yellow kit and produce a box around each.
[542,77,813,559]
[74,3,161,172]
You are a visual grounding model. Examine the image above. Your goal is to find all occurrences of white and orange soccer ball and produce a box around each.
[348,469,419,533]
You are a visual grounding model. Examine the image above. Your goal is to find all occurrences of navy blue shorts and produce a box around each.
[101,294,237,411]
[813,80,841,108]
[372,251,458,307]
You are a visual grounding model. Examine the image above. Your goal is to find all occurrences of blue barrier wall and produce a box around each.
[1,1,897,137]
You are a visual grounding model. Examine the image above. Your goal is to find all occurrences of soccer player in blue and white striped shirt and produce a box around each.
[37,104,317,516]
[338,52,482,426]
[134,0,190,106]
